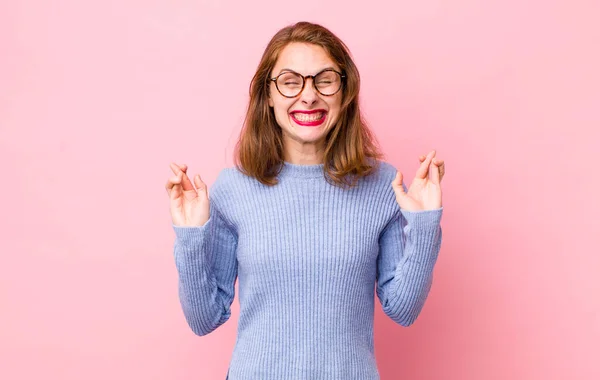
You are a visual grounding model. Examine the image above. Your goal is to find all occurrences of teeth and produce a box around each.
[292,112,324,122]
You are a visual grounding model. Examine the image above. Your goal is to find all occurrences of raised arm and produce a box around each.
[376,206,442,326]
[377,150,445,326]
[166,164,238,335]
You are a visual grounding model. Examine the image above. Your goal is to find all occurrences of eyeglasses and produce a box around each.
[269,68,345,98]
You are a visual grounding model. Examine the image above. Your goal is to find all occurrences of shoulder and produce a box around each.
[372,159,397,179]
[209,165,255,201]
[362,159,398,185]
[206,166,246,226]
[213,164,254,185]
[356,159,404,226]
[366,159,408,193]
[213,166,238,186]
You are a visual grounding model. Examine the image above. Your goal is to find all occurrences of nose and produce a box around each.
[299,77,319,105]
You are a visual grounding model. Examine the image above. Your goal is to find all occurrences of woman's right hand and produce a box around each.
[165,163,210,227]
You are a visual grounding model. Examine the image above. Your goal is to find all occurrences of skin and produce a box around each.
[267,42,343,165]
[393,150,445,212]
[165,155,445,225]
[165,45,447,225]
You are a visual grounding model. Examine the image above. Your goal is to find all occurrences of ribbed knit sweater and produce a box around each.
[171,160,443,380]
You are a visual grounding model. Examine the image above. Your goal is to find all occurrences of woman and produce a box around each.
[165,21,445,380]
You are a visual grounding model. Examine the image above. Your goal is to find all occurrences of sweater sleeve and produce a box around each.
[376,195,443,327]
[171,193,238,336]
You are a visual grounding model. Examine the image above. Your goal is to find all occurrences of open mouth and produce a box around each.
[290,111,327,126]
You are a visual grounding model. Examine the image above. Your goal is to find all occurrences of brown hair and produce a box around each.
[234,21,384,188]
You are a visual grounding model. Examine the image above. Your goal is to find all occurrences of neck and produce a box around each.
[283,140,325,165]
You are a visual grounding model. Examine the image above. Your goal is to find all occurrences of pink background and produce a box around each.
[1,0,598,379]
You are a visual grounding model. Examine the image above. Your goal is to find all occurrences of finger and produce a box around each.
[165,171,183,196]
[170,163,194,191]
[165,171,182,190]
[416,150,436,179]
[431,158,445,178]
[391,171,406,194]
[436,160,445,180]
[194,175,209,199]
[429,160,440,183]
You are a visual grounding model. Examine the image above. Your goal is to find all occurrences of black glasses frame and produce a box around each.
[269,68,346,98]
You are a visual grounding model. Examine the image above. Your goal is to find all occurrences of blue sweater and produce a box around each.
[172,160,443,380]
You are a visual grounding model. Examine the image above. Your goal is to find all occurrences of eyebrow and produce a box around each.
[277,66,337,75]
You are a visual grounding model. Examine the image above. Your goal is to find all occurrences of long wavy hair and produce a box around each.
[234,21,384,188]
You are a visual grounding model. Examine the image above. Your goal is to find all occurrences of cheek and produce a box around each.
[279,99,296,114]
[275,104,290,118]
[329,94,342,111]
[328,98,342,119]
[272,101,294,124]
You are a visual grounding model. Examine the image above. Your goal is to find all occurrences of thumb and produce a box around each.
[194,175,209,198]
[392,172,406,194]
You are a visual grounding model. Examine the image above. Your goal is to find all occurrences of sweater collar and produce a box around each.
[279,161,325,179]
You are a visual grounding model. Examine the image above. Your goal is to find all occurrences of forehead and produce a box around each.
[272,42,340,75]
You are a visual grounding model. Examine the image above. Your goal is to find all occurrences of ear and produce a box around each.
[268,92,274,108]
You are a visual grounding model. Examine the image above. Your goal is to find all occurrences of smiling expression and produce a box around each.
[268,42,343,159]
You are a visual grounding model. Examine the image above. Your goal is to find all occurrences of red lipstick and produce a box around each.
[290,109,327,127]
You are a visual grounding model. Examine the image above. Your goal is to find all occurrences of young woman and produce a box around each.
[165,21,445,380]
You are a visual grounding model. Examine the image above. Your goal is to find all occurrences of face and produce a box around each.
[268,42,343,161]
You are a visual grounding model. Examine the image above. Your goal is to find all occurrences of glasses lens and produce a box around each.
[276,72,304,97]
[275,71,343,97]
[315,70,342,95]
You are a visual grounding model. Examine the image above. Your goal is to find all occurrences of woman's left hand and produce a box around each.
[392,150,445,211]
